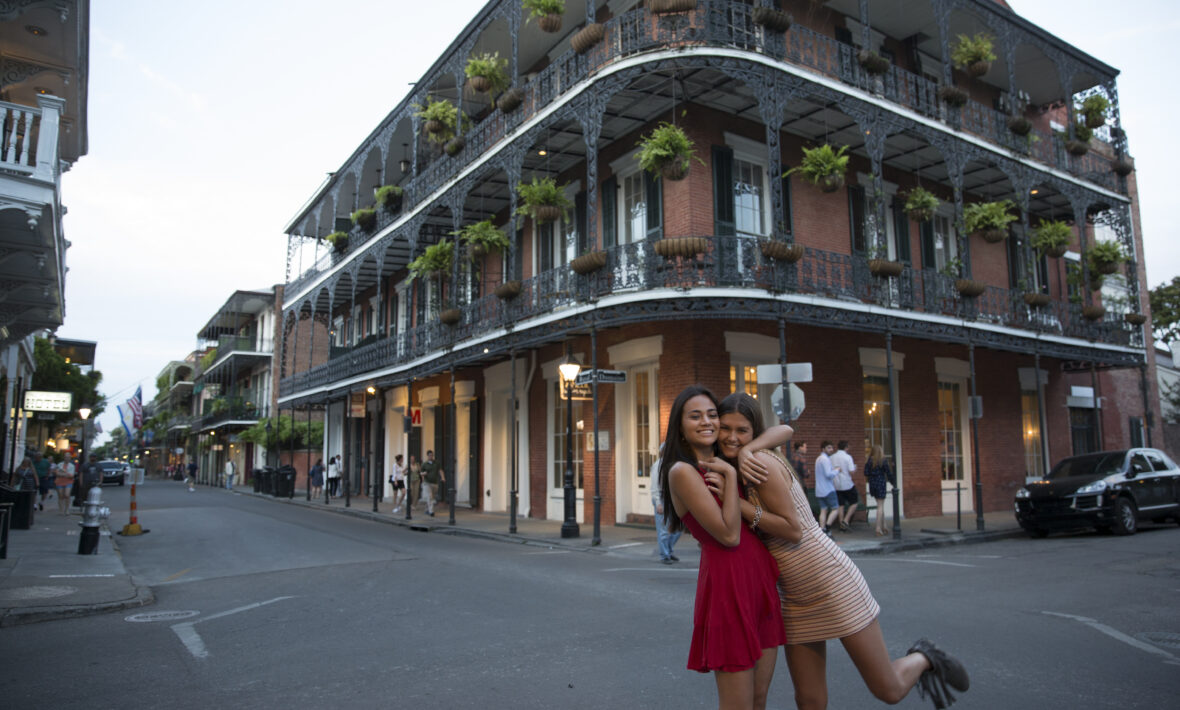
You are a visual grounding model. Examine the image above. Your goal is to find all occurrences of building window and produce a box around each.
[1020,389,1044,479]
[1069,407,1097,455]
[552,380,584,490]
[1129,416,1145,448]
[863,375,893,459]
[733,157,768,238]
[729,365,759,398]
[938,381,965,488]
[635,369,655,480]
[622,172,647,244]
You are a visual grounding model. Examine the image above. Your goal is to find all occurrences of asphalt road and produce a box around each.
[2,480,1178,709]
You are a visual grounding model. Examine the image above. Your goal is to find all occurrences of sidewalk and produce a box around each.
[0,503,153,627]
[0,481,1022,626]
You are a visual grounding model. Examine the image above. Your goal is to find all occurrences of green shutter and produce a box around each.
[848,184,866,253]
[712,145,735,236]
[645,170,662,240]
[892,201,912,264]
[781,174,793,236]
[601,176,617,248]
[919,220,936,269]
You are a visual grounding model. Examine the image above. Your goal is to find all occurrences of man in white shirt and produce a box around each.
[650,444,682,564]
[831,440,859,531]
[224,459,235,490]
[814,441,839,536]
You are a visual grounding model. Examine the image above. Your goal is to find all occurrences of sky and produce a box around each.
[55,0,1179,443]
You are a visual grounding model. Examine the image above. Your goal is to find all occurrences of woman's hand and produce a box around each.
[702,470,725,501]
[738,446,769,486]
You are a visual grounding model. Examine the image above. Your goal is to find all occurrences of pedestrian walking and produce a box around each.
[33,453,52,511]
[721,393,970,710]
[864,444,895,537]
[659,385,784,710]
[55,459,75,514]
[389,454,406,513]
[407,454,421,508]
[419,450,443,516]
[76,454,101,506]
[310,458,325,499]
[814,442,839,536]
[224,458,236,491]
[185,461,197,491]
[832,440,858,531]
[327,455,341,497]
[650,443,682,564]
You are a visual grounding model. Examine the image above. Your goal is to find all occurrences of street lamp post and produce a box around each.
[558,352,581,539]
[75,406,91,507]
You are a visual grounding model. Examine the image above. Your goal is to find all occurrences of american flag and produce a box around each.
[127,386,143,429]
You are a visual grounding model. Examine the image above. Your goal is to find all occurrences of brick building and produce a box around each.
[276,1,1158,533]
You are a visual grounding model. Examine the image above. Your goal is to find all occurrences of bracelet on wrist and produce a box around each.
[749,505,762,531]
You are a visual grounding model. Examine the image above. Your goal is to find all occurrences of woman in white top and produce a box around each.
[389,455,406,512]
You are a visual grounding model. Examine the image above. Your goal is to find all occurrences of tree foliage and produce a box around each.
[31,338,104,425]
[237,415,324,451]
[1149,277,1180,344]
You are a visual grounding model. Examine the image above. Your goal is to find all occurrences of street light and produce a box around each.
[558,352,581,539]
[75,405,92,507]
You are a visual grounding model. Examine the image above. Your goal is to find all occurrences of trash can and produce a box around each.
[0,501,11,559]
[257,466,275,496]
[276,465,296,499]
[0,485,34,530]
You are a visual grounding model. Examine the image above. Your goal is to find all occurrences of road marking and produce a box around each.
[522,550,572,555]
[603,567,697,573]
[161,569,191,582]
[49,574,115,578]
[607,542,645,550]
[126,610,200,623]
[1043,611,1179,664]
[874,559,976,568]
[171,596,295,659]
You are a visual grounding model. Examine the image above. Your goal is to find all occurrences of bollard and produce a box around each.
[78,487,110,554]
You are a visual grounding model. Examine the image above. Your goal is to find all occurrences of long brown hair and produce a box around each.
[658,385,718,534]
[718,392,798,484]
[866,443,885,469]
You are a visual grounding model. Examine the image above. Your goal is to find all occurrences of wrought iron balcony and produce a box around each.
[279,235,1142,398]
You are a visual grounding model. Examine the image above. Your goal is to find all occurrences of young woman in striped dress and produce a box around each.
[716,393,970,710]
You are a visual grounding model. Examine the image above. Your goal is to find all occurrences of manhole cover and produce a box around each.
[0,585,76,601]
[125,610,200,623]
[1136,631,1180,649]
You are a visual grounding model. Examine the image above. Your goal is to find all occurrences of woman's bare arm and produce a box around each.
[670,459,742,547]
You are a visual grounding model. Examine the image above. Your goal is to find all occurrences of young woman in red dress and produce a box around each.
[658,385,785,710]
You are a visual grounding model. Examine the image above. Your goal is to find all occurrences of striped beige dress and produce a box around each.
[749,453,880,644]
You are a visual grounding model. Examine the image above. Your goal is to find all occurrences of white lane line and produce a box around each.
[49,574,116,578]
[171,596,296,660]
[522,550,572,555]
[873,559,976,568]
[607,542,645,550]
[1042,611,1179,664]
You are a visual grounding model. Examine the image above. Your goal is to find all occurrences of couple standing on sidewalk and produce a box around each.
[388,451,445,516]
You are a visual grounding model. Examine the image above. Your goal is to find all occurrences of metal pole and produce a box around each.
[561,344,579,538]
[1139,362,1154,447]
[325,406,331,505]
[448,366,456,526]
[1090,362,1104,450]
[1034,352,1050,478]
[591,325,601,545]
[778,318,790,426]
[344,396,351,508]
[968,342,984,531]
[509,349,517,534]
[373,391,380,513]
[885,328,902,540]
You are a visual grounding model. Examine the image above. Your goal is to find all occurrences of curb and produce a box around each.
[849,527,1025,555]
[0,584,155,628]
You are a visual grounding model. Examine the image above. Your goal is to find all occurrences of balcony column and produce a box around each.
[374,250,386,337]
[575,92,605,259]
[503,149,524,280]
[1073,202,1093,307]
[931,0,957,127]
[753,73,792,238]
[1105,79,1128,157]
[857,0,871,48]
[33,94,64,182]
[447,193,464,305]
[410,113,420,201]
[307,306,316,384]
[968,342,984,532]
[857,117,888,257]
[1114,204,1140,314]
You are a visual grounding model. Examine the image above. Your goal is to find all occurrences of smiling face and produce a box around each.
[680,394,719,452]
[718,412,754,460]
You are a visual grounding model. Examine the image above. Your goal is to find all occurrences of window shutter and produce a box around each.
[781,174,793,236]
[712,145,735,236]
[848,184,866,254]
[644,170,663,240]
[514,226,524,279]
[919,220,936,269]
[574,191,587,256]
[1036,253,1049,291]
[892,200,912,263]
[415,279,425,325]
[601,176,617,249]
[1007,233,1021,288]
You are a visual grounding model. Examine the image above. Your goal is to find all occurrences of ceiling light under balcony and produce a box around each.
[25,25,48,37]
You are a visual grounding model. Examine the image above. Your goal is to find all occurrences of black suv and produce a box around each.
[98,460,126,486]
[1014,448,1180,537]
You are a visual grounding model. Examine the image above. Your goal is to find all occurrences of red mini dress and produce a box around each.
[682,482,786,673]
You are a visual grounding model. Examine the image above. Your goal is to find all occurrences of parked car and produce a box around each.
[1014,448,1180,537]
[98,460,126,486]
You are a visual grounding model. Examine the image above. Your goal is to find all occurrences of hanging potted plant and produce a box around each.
[571,248,608,275]
[784,144,849,193]
[1078,94,1110,129]
[414,97,458,144]
[964,200,1017,243]
[753,6,792,33]
[903,187,939,223]
[760,240,804,263]
[1082,303,1107,321]
[497,87,525,114]
[408,239,459,325]
[351,207,377,233]
[650,0,698,14]
[465,52,510,95]
[325,230,349,253]
[938,85,969,108]
[523,0,564,33]
[571,22,606,54]
[1030,219,1072,258]
[941,257,984,298]
[867,243,904,278]
[857,49,891,76]
[452,218,511,260]
[1023,290,1051,308]
[445,134,466,157]
[653,236,708,259]
[951,32,996,78]
[1006,114,1032,136]
[1087,239,1125,275]
[375,185,403,213]
[1113,155,1134,177]
[1065,123,1092,157]
[635,122,704,182]
[1124,311,1147,326]
[515,176,573,224]
[494,280,523,299]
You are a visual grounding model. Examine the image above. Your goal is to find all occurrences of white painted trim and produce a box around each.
[934,357,970,378]
[859,347,906,371]
[1017,367,1047,390]
[724,332,779,362]
[607,335,663,368]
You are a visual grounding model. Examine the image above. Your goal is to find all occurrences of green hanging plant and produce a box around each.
[784,144,849,193]
[452,219,511,259]
[1087,239,1125,275]
[523,0,564,32]
[515,176,574,224]
[1078,94,1110,128]
[465,52,510,94]
[951,33,996,76]
[964,200,1017,241]
[408,239,454,282]
[1030,219,1072,258]
[413,97,459,144]
[351,207,377,232]
[325,231,349,252]
[375,185,403,212]
[903,187,939,223]
[635,122,704,181]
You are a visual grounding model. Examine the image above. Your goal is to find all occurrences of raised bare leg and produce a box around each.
[840,620,929,704]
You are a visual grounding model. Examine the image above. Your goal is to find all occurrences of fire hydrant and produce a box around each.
[78,486,110,555]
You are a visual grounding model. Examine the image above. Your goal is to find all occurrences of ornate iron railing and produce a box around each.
[279,235,1139,397]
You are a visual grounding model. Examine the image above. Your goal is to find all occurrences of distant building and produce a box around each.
[276,1,1157,527]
